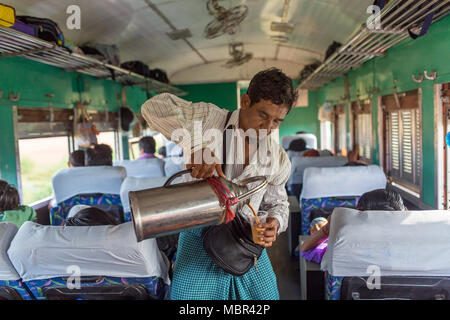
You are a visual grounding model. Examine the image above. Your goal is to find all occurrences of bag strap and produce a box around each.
[222,111,233,173]
[408,0,438,39]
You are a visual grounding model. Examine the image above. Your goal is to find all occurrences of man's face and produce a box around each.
[239,94,289,136]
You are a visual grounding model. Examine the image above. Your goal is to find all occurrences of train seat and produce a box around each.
[119,176,168,222]
[50,166,127,226]
[0,223,33,300]
[7,221,170,300]
[165,141,183,157]
[299,165,386,235]
[323,208,450,300]
[113,158,165,178]
[281,133,317,151]
[286,156,347,197]
[163,156,184,177]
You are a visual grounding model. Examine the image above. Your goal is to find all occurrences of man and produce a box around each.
[137,136,156,160]
[68,150,85,167]
[85,144,113,166]
[141,68,297,300]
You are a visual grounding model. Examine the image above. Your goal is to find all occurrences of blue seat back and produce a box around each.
[299,165,386,234]
[7,222,170,300]
[50,166,127,225]
[0,223,33,300]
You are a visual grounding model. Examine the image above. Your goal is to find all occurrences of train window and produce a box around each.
[320,120,333,151]
[382,90,422,196]
[334,105,347,156]
[16,107,73,204]
[351,100,372,162]
[18,137,70,205]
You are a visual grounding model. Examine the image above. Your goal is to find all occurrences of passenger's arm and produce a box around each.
[300,228,328,252]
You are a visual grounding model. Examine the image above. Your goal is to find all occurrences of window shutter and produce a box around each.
[401,110,413,176]
[414,108,422,185]
[390,111,400,172]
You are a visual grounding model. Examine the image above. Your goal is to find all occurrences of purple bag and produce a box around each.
[301,239,328,264]
[10,20,35,36]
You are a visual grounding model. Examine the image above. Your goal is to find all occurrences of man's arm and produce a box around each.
[257,147,291,248]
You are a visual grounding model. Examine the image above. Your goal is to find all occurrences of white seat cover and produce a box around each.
[114,158,165,178]
[52,166,127,204]
[7,222,170,284]
[166,141,183,157]
[0,223,20,281]
[288,156,347,186]
[120,176,168,213]
[281,133,317,150]
[300,165,387,200]
[163,157,184,177]
[322,207,450,277]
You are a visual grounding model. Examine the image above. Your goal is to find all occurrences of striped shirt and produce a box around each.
[141,93,291,234]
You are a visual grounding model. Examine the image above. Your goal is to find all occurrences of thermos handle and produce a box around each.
[234,176,268,202]
[164,169,193,187]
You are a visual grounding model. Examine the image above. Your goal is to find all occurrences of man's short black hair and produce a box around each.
[356,189,406,211]
[288,138,307,152]
[65,207,119,226]
[85,144,113,166]
[69,150,85,167]
[139,136,156,154]
[247,68,298,113]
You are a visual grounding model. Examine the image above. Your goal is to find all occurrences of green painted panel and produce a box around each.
[0,106,17,187]
[421,86,435,207]
[279,90,320,140]
[175,82,238,111]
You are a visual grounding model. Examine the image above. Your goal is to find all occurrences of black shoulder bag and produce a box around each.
[201,111,264,277]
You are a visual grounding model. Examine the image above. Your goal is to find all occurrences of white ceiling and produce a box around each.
[5,0,373,84]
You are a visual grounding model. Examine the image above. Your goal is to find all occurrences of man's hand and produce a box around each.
[186,148,226,179]
[257,217,279,248]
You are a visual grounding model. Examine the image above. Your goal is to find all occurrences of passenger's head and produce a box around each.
[303,149,320,157]
[239,68,298,135]
[139,136,156,155]
[0,181,20,213]
[85,144,113,166]
[288,138,307,152]
[65,206,119,226]
[356,189,406,211]
[68,150,85,167]
[158,146,167,158]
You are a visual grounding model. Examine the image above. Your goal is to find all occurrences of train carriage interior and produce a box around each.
[0,0,450,301]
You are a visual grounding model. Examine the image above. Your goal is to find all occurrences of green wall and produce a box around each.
[311,15,450,208]
[176,82,238,111]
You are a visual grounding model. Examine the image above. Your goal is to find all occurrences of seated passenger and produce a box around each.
[296,131,307,134]
[344,145,368,166]
[303,149,320,157]
[85,144,113,166]
[158,146,167,158]
[68,150,85,167]
[0,180,37,228]
[300,189,406,263]
[288,138,307,152]
[137,136,156,160]
[65,205,119,226]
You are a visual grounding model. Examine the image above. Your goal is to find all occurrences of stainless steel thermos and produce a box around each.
[129,169,267,241]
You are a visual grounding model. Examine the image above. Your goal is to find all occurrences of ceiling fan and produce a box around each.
[270,0,294,43]
[223,42,253,69]
[204,0,249,39]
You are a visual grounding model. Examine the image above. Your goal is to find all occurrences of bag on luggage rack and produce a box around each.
[149,68,170,84]
[0,3,15,27]
[298,62,320,83]
[373,0,449,39]
[120,61,152,78]
[80,43,120,66]
[324,41,342,61]
[16,16,71,51]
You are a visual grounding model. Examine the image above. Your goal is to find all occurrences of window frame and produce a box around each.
[351,99,372,163]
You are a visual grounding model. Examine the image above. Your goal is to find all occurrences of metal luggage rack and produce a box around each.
[298,0,450,90]
[0,25,187,97]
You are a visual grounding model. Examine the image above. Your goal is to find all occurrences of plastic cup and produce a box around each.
[248,211,268,245]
